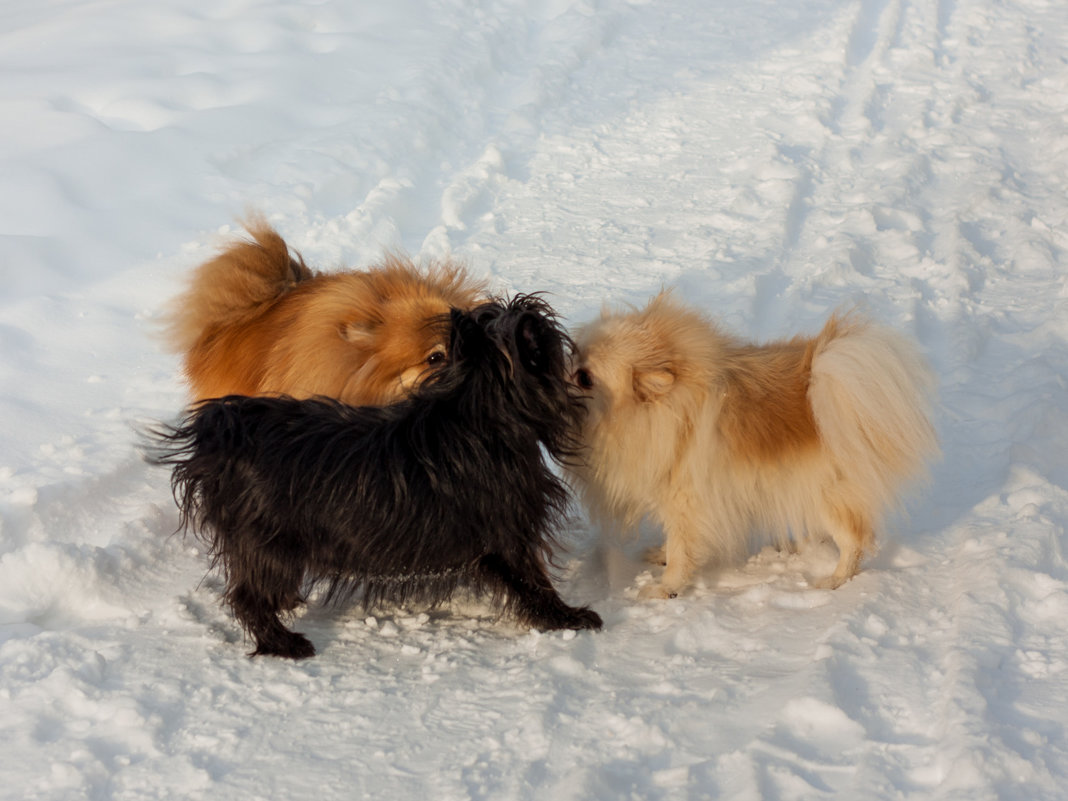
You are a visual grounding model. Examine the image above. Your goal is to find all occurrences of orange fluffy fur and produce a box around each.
[164,219,486,405]
[568,292,939,598]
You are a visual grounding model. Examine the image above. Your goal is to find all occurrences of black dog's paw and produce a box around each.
[251,631,316,659]
[536,605,602,632]
[568,606,603,631]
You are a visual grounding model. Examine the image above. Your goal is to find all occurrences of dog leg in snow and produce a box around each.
[478,554,602,631]
[638,519,696,600]
[229,580,316,659]
[811,506,870,590]
[223,543,316,659]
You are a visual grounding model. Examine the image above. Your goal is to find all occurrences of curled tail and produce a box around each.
[163,216,314,354]
[807,313,939,516]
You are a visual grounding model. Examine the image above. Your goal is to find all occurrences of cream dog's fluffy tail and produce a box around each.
[808,313,939,519]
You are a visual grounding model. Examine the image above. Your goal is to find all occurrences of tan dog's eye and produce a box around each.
[575,368,594,390]
[426,350,446,367]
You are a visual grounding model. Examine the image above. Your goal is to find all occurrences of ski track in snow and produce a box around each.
[2,0,1067,798]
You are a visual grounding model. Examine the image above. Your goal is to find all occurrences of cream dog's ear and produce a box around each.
[632,363,675,402]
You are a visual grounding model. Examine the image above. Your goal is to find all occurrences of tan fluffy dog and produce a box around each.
[567,293,938,599]
[165,219,485,405]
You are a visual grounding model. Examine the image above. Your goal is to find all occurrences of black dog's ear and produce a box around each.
[448,307,488,363]
[450,308,466,325]
[517,313,550,373]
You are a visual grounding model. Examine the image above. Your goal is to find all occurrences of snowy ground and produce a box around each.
[2,0,1067,798]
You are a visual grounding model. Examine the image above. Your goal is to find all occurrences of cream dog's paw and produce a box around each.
[811,572,849,590]
[637,583,677,600]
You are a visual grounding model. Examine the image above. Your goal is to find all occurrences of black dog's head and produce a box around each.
[421,294,585,462]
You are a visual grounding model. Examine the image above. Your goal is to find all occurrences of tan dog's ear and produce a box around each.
[633,363,675,401]
[341,321,376,346]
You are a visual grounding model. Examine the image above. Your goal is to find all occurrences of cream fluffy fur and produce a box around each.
[568,292,939,599]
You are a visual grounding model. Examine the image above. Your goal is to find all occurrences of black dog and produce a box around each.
[150,295,602,658]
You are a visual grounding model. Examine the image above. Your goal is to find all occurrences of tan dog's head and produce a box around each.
[268,256,486,405]
[338,260,477,399]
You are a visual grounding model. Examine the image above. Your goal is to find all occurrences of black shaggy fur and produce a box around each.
[149,295,602,658]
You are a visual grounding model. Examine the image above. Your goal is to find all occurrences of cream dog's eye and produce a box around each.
[575,368,594,389]
[426,351,445,366]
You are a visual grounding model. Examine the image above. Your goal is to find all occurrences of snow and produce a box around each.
[2,0,1067,797]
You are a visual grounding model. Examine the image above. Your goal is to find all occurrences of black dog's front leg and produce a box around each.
[478,554,602,632]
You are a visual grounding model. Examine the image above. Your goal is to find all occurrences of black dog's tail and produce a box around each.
[143,399,251,552]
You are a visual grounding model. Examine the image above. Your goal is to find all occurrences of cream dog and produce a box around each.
[568,293,938,598]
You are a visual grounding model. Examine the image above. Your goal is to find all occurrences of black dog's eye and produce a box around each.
[426,351,446,366]
[575,368,594,390]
